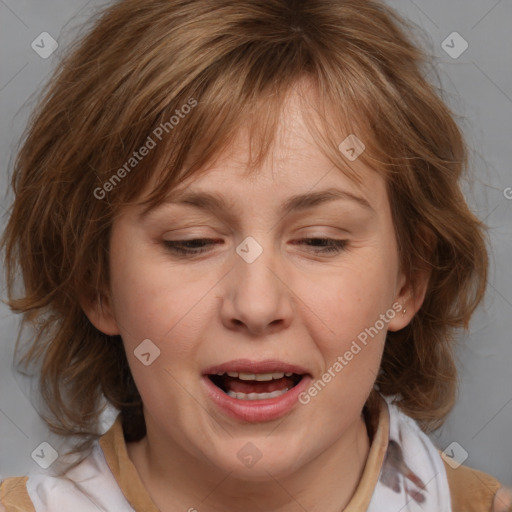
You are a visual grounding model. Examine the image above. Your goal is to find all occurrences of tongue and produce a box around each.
[222,376,296,394]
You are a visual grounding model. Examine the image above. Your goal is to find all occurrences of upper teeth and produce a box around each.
[215,371,294,381]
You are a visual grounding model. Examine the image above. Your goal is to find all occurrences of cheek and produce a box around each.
[108,232,180,341]
[302,243,399,346]
[297,254,396,409]
[108,234,219,362]
[107,240,212,410]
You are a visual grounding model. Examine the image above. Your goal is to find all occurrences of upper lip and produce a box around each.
[202,358,311,376]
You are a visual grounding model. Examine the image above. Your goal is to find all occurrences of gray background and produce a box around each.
[1,0,511,484]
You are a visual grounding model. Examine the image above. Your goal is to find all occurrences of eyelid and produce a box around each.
[162,236,349,257]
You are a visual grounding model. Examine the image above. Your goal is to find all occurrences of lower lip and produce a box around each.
[202,375,312,422]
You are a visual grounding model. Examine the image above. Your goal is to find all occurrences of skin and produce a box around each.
[83,84,429,512]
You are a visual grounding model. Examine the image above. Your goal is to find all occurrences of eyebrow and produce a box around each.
[141,187,374,219]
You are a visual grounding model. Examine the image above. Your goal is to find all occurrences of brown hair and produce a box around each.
[1,0,488,449]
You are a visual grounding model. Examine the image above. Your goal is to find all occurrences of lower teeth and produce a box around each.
[226,389,289,400]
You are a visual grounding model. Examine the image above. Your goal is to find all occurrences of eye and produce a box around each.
[163,238,221,255]
[162,237,348,256]
[294,238,348,254]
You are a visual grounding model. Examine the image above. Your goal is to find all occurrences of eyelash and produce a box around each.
[163,238,348,256]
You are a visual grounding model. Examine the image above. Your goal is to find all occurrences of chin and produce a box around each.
[203,437,310,482]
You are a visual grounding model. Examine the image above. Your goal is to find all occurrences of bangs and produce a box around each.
[87,0,419,216]
[124,80,380,219]
[108,73,384,222]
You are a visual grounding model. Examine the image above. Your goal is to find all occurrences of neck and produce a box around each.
[127,413,371,512]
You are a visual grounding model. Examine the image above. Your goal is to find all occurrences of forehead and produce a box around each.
[136,81,389,219]
[139,150,386,227]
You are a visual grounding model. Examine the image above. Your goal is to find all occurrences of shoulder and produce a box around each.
[381,397,509,512]
[1,477,34,512]
[442,455,509,512]
[1,438,133,512]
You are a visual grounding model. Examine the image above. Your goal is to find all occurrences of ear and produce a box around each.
[79,290,120,336]
[387,266,431,332]
[388,226,436,333]
[388,224,435,332]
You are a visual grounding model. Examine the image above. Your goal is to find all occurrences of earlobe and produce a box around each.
[79,292,120,336]
[387,301,411,332]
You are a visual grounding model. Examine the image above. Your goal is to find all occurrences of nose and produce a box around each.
[219,238,294,336]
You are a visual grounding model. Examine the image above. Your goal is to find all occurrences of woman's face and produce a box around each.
[87,88,415,480]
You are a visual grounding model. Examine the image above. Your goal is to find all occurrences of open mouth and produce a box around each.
[208,371,304,400]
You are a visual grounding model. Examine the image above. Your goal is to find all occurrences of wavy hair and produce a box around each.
[1,0,488,449]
